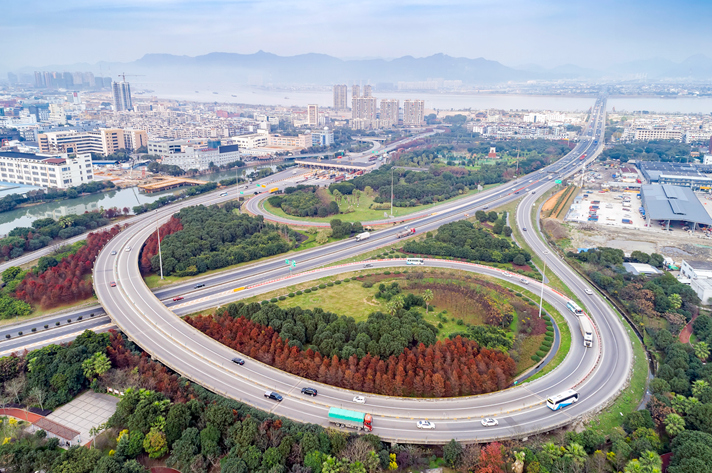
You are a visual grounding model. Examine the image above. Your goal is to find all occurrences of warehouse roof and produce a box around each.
[640,184,712,226]
[623,263,662,276]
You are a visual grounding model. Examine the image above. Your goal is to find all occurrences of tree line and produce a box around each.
[600,141,692,163]
[404,220,532,265]
[0,207,127,262]
[268,185,339,218]
[188,309,516,398]
[13,226,122,309]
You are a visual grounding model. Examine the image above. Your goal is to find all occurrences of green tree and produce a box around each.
[513,254,526,266]
[316,231,329,245]
[563,442,587,470]
[669,293,682,310]
[165,403,192,446]
[443,439,463,467]
[422,289,433,314]
[385,295,404,316]
[665,413,686,437]
[694,341,710,361]
[81,352,111,379]
[167,428,200,472]
[1,266,21,282]
[52,446,102,473]
[639,450,663,473]
[143,427,169,459]
[692,380,710,398]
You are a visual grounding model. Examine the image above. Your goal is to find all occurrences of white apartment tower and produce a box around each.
[380,99,400,127]
[333,85,347,110]
[403,100,425,126]
[351,86,377,130]
[307,104,319,126]
[112,81,133,111]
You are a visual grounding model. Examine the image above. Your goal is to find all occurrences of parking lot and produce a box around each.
[565,189,646,229]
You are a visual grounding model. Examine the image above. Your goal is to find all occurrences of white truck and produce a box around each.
[578,316,594,348]
[355,232,371,242]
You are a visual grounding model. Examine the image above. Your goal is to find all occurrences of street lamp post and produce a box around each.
[155,210,164,280]
[538,258,547,318]
[390,167,394,218]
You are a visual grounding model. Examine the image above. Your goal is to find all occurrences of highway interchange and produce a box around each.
[2,98,634,443]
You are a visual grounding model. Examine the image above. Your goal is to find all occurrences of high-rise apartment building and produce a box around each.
[333,85,347,110]
[380,99,400,128]
[403,100,425,126]
[34,72,45,88]
[307,104,319,126]
[38,128,147,156]
[111,81,133,111]
[83,72,95,87]
[352,85,360,100]
[63,72,74,87]
[363,85,373,97]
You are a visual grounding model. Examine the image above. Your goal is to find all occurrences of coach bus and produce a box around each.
[566,300,584,316]
[546,390,579,411]
[406,258,424,265]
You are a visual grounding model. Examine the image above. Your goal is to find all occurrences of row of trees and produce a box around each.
[189,310,516,397]
[404,220,532,265]
[222,300,437,360]
[0,180,116,214]
[0,207,127,262]
[601,141,692,163]
[141,203,294,277]
[13,226,122,309]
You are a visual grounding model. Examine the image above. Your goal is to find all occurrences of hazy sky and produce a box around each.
[3,0,711,70]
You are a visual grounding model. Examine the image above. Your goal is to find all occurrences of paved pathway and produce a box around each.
[679,313,698,344]
[45,391,120,444]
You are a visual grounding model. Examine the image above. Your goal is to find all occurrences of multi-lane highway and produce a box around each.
[84,97,635,442]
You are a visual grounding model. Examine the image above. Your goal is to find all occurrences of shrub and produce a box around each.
[44,324,48,329]
[327,282,334,287]
[531,355,541,362]
[270,297,278,303]
[343,278,350,282]
[31,328,36,332]
[456,319,464,326]
[296,291,303,295]
[261,300,269,305]
[438,323,443,328]
[384,271,391,275]
[305,289,312,293]
[18,331,23,336]
[55,322,60,326]
[78,316,83,320]
[536,350,547,357]
[288,293,295,297]
[515,293,522,297]
[335,280,342,284]
[319,284,326,289]
[528,301,536,306]
[67,319,71,323]
[362,281,374,288]
[278,296,286,301]
[4,335,9,339]
[90,313,94,317]
[394,271,401,275]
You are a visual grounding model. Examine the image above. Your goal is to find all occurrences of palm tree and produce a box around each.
[692,379,709,398]
[694,341,710,361]
[422,290,433,315]
[332,189,342,207]
[386,295,404,316]
[638,450,662,473]
[664,413,685,437]
[564,442,587,470]
[624,460,644,473]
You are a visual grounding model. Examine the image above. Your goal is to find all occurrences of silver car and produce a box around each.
[417,420,436,430]
[481,418,498,427]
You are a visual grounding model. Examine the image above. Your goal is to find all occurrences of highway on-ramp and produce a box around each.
[89,97,634,442]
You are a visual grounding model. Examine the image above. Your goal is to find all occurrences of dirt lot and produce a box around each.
[565,189,645,229]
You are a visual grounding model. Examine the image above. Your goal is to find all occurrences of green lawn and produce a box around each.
[262,185,498,224]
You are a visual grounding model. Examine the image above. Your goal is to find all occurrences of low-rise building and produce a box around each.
[680,260,712,280]
[38,128,147,156]
[0,151,93,189]
[231,132,268,149]
[161,143,241,172]
[691,278,712,305]
[267,134,312,149]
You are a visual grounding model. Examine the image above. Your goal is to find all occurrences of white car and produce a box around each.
[481,418,499,427]
[353,396,366,404]
[124,247,131,252]
[585,289,594,295]
[520,278,529,285]
[417,420,436,430]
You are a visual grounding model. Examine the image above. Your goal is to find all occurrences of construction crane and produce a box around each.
[118,73,145,82]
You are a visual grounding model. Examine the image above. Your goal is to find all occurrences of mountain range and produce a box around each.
[10,52,712,86]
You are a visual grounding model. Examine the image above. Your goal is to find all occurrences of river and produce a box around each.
[146,82,712,113]
[0,164,276,236]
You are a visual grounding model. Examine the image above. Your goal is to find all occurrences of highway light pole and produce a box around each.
[390,167,394,218]
[538,258,547,318]
[155,210,164,280]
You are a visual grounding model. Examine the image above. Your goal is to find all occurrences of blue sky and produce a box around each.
[3,0,710,69]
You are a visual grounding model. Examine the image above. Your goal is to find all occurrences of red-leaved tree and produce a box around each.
[139,216,183,274]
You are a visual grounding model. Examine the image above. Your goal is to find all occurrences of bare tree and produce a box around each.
[343,437,375,464]
[460,443,481,472]
[29,386,47,411]
[5,376,26,405]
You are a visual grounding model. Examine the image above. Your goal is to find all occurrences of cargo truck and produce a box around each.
[334,175,345,183]
[578,316,594,348]
[269,187,279,193]
[355,232,371,242]
[396,228,416,239]
[328,407,373,431]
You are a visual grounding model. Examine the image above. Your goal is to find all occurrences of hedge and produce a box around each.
[536,350,547,358]
[531,355,541,362]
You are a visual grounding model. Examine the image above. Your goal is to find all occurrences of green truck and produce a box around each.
[328,407,373,432]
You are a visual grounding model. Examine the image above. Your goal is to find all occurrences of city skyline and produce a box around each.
[3,0,711,72]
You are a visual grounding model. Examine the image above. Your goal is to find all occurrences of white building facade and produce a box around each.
[161,144,241,171]
[0,151,93,189]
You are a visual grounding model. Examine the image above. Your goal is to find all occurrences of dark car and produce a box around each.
[264,391,283,402]
[523,227,527,231]
[194,283,205,289]
[232,357,245,365]
[301,387,318,397]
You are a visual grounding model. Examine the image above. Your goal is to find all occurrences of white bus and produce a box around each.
[546,390,579,411]
[406,258,424,265]
[566,300,584,316]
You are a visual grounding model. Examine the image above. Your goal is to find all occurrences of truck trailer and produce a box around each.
[396,228,416,239]
[355,232,371,242]
[578,316,594,348]
[328,408,373,432]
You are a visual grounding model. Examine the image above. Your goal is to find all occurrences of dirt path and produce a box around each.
[679,313,698,344]
[542,188,565,215]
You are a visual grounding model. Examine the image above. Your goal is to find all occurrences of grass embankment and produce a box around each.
[549,185,579,220]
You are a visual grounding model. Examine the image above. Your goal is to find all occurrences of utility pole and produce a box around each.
[515,148,519,178]
[155,210,164,280]
[390,167,394,218]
